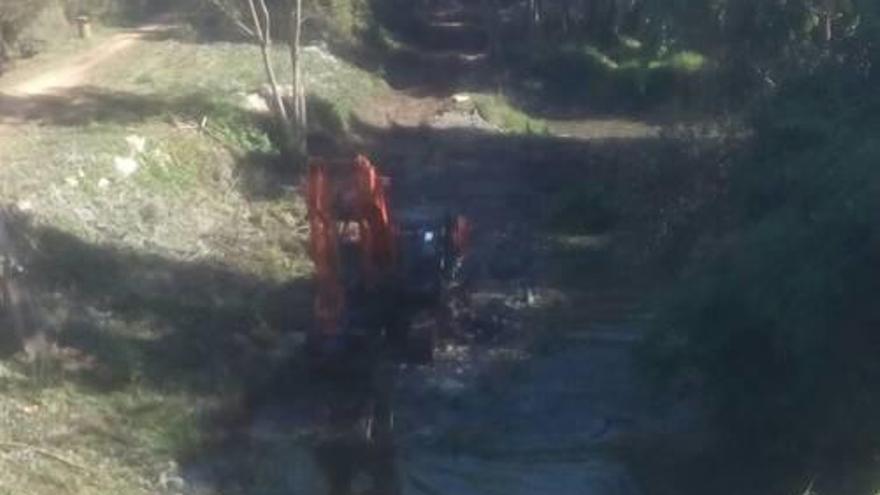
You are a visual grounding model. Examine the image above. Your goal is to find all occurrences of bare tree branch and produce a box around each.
[202,0,306,159]
[256,0,273,42]
[203,0,257,40]
[246,0,265,41]
[289,0,307,136]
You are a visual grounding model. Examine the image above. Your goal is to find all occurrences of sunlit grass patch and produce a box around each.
[472,93,548,134]
[650,51,708,74]
[86,38,385,134]
[514,38,710,109]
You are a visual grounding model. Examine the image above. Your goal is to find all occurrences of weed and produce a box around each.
[472,93,548,134]
[509,38,709,111]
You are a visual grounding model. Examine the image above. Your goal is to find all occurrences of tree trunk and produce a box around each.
[247,0,296,152]
[0,23,14,70]
[527,0,541,40]
[604,0,620,42]
[0,40,9,71]
[482,0,501,60]
[622,0,644,37]
[288,0,308,160]
[823,0,834,43]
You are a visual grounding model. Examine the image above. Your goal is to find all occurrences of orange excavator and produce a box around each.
[306,155,468,365]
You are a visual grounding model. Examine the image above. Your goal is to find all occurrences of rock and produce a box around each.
[113,156,140,177]
[303,44,339,65]
[242,92,270,113]
[125,134,146,154]
[430,108,499,132]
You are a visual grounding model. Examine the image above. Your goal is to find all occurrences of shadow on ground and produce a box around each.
[0,86,263,127]
[1,211,311,394]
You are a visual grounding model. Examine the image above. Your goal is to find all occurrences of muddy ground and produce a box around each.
[178,0,713,492]
[184,23,707,495]
[181,129,682,495]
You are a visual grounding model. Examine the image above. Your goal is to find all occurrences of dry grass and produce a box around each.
[0,364,202,494]
[0,122,311,280]
[0,31,389,494]
[86,38,385,132]
[0,9,119,93]
[472,93,548,134]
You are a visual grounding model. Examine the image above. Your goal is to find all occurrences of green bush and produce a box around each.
[643,32,880,487]
[662,51,707,74]
[515,40,709,111]
[472,93,547,134]
[521,42,618,102]
[1,0,53,61]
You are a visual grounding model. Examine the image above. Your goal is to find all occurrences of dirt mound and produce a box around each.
[358,90,499,132]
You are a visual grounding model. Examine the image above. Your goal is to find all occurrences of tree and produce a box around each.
[288,0,306,155]
[0,0,51,67]
[205,0,308,160]
[481,0,501,59]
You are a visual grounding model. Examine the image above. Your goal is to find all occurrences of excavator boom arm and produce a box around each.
[306,155,395,336]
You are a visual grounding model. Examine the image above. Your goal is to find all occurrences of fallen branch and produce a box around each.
[0,441,96,475]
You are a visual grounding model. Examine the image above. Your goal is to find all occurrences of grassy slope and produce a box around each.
[0,36,383,494]
[0,3,120,91]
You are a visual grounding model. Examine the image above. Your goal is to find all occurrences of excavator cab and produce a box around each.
[395,206,464,301]
[305,155,467,366]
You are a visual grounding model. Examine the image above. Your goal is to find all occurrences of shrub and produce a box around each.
[664,51,707,74]
[472,93,547,134]
[643,33,880,488]
[513,40,709,111]
[1,0,53,62]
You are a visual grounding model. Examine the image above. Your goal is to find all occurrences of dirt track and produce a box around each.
[10,27,164,96]
[0,23,167,125]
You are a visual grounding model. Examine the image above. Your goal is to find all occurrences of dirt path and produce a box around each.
[0,23,167,124]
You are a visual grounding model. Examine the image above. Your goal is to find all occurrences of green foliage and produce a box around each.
[316,0,372,41]
[182,94,274,151]
[644,17,880,485]
[497,0,867,110]
[0,0,53,59]
[660,51,707,74]
[516,40,708,110]
[62,0,117,17]
[306,94,347,135]
[520,43,616,100]
[60,0,179,22]
[472,93,548,134]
